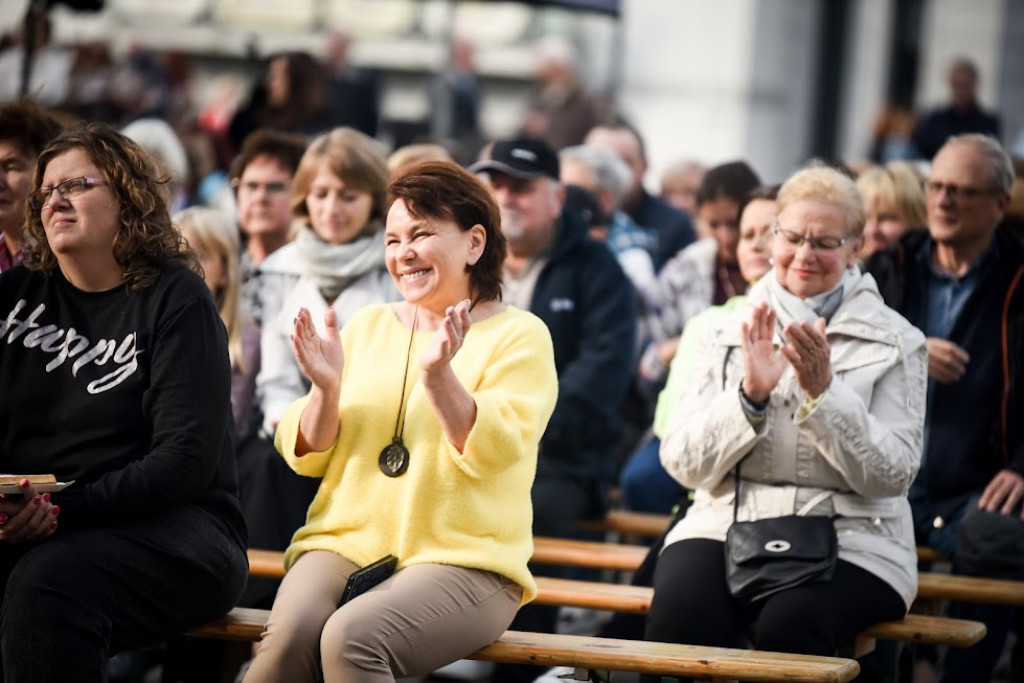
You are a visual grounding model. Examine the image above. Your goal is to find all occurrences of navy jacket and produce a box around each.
[866,228,1024,519]
[529,208,637,503]
[628,190,696,271]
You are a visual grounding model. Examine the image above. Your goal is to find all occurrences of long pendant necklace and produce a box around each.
[379,306,418,477]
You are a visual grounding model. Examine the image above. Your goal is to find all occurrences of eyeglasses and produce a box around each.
[773,222,853,251]
[232,179,289,195]
[924,181,1000,200]
[28,177,107,212]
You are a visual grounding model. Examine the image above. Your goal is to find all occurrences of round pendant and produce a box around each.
[379,440,410,477]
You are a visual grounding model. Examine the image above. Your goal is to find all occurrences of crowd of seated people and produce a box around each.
[1,33,1024,683]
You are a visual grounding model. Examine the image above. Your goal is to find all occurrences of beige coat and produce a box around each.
[660,272,927,608]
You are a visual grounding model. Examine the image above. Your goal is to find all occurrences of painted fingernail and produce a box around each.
[42,493,51,503]
[20,478,30,488]
[0,514,7,524]
[33,496,41,506]
[50,521,58,530]
[51,506,60,516]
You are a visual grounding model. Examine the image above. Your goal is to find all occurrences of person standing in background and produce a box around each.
[912,58,1001,160]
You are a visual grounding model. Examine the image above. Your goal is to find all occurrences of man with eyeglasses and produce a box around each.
[866,133,1024,683]
[228,129,307,327]
[0,100,63,274]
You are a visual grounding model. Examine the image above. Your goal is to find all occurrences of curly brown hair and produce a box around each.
[387,160,505,304]
[24,123,199,291]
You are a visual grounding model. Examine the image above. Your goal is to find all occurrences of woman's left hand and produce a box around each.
[421,300,472,374]
[781,318,833,399]
[0,481,59,544]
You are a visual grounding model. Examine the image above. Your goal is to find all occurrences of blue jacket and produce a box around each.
[529,208,637,508]
[866,228,1024,520]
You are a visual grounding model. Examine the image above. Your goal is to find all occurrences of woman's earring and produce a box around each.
[768,257,775,266]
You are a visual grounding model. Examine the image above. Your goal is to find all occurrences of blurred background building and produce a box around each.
[1,0,1021,185]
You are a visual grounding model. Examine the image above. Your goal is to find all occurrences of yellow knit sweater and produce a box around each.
[275,304,557,604]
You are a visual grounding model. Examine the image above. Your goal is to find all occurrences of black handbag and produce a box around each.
[724,464,838,602]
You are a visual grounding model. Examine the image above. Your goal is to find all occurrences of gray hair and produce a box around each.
[560,144,632,209]
[943,134,1014,192]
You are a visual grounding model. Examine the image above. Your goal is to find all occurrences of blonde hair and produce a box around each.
[173,207,246,374]
[290,127,390,232]
[777,162,866,236]
[387,143,453,176]
[856,162,926,228]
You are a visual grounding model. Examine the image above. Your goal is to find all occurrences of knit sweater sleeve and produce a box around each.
[445,311,558,480]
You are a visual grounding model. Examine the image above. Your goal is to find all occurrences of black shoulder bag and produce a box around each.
[724,465,838,602]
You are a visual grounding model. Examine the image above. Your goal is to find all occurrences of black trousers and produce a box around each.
[0,503,247,683]
[640,539,905,683]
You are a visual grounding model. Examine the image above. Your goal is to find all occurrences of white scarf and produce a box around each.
[295,222,387,301]
[766,265,862,328]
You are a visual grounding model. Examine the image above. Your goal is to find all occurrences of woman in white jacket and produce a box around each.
[643,163,927,680]
[258,128,400,434]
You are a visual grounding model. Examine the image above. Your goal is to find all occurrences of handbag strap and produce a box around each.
[733,467,834,522]
[797,490,834,516]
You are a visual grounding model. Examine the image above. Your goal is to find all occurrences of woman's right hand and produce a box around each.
[0,480,59,544]
[740,303,787,402]
[291,307,344,392]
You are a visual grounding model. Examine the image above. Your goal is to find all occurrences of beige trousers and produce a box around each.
[242,550,523,683]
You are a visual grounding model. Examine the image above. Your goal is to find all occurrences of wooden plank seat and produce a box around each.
[243,550,986,652]
[251,543,1024,607]
[187,607,862,682]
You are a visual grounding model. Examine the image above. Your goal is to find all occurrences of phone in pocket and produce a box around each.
[339,555,398,605]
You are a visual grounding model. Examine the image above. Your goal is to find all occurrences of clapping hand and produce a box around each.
[740,303,788,402]
[0,480,59,544]
[422,300,472,374]
[291,307,344,392]
[781,318,832,399]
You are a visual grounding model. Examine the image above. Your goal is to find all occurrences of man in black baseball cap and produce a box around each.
[469,137,561,181]
[473,139,637,682]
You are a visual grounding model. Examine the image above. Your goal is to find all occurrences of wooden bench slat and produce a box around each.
[577,510,672,538]
[249,542,1022,611]
[917,572,1024,606]
[531,578,986,649]
[860,614,986,647]
[188,608,861,682]
[532,536,648,571]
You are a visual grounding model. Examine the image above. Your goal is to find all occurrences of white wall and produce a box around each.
[916,0,1005,111]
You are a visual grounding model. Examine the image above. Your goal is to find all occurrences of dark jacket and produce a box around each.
[529,208,637,504]
[911,102,1001,160]
[628,190,696,270]
[865,228,1024,516]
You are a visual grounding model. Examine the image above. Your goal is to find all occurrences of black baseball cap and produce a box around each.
[469,137,560,181]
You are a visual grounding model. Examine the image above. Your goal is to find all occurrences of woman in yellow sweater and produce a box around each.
[243,160,558,683]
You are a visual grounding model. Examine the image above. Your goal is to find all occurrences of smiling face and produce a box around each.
[305,162,375,245]
[385,199,485,315]
[39,147,120,266]
[0,140,34,242]
[773,199,860,298]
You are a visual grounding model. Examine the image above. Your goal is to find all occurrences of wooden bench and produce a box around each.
[187,607,861,682]
[243,549,986,655]
[250,542,1024,607]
